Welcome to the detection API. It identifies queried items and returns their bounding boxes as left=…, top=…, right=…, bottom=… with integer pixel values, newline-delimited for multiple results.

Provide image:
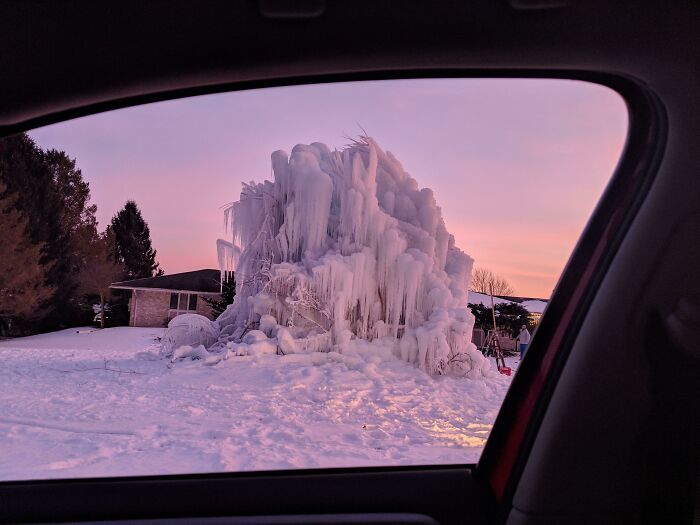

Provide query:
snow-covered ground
left=0, top=327, right=516, bottom=481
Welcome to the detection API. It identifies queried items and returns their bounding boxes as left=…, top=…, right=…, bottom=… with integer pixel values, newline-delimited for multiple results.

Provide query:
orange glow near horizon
left=29, top=79, right=627, bottom=299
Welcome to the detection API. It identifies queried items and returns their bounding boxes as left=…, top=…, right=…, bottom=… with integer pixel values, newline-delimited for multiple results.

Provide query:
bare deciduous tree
left=470, top=267, right=514, bottom=297
left=77, top=228, right=124, bottom=328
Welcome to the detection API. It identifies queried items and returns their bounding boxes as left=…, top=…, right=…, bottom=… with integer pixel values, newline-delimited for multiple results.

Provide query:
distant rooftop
left=492, top=294, right=549, bottom=304
left=111, top=269, right=221, bottom=294
left=468, top=291, right=549, bottom=315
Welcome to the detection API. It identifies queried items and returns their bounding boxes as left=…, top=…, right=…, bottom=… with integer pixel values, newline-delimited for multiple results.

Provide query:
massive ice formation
left=165, top=137, right=489, bottom=377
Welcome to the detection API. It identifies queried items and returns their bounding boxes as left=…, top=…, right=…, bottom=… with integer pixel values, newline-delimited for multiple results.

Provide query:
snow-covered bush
left=171, top=344, right=209, bottom=361
left=161, top=314, right=220, bottom=357
left=164, top=136, right=489, bottom=376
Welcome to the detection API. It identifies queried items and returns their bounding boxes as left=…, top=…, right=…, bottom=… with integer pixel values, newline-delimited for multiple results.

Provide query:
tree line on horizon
left=0, top=133, right=163, bottom=336
left=1, top=132, right=524, bottom=337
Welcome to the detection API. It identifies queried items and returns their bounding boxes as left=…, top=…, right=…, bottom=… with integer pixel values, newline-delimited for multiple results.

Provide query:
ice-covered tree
left=166, top=137, right=490, bottom=377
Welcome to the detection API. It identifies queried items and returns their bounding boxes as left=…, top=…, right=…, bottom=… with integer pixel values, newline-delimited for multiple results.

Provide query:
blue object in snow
left=520, top=343, right=528, bottom=359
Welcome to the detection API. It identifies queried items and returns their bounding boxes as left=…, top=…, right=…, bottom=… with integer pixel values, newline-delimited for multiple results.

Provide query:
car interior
left=0, top=1, right=698, bottom=523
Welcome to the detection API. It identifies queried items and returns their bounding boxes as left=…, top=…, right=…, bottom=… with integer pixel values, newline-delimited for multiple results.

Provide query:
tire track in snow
left=0, top=416, right=136, bottom=436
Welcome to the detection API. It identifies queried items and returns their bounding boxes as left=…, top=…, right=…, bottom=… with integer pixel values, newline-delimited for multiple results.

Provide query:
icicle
left=216, top=239, right=240, bottom=287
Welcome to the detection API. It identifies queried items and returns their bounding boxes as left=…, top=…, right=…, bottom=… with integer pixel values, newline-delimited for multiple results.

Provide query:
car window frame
left=0, top=69, right=667, bottom=514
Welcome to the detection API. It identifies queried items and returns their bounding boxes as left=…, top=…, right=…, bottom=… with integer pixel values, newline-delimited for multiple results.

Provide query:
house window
left=178, top=293, right=188, bottom=310
left=168, top=292, right=198, bottom=318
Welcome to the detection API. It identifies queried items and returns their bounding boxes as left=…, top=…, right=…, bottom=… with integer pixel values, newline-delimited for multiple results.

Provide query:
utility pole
left=490, top=282, right=497, bottom=331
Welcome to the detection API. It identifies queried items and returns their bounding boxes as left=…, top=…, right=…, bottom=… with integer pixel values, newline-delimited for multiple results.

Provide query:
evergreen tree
left=469, top=303, right=495, bottom=332
left=42, top=148, right=100, bottom=327
left=110, top=201, right=163, bottom=279
left=0, top=133, right=98, bottom=331
left=202, top=274, right=236, bottom=318
left=0, top=182, right=54, bottom=334
left=0, top=134, right=60, bottom=249
left=469, top=301, right=533, bottom=337
left=493, top=302, right=532, bottom=337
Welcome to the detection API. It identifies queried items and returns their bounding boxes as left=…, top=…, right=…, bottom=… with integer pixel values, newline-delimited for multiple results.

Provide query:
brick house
left=110, top=269, right=223, bottom=327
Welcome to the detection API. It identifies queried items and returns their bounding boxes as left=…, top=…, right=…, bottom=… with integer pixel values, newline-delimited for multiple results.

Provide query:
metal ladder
left=483, top=329, right=506, bottom=371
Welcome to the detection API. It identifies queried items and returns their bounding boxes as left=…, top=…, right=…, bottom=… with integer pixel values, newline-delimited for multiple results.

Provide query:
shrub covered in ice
left=161, top=314, right=220, bottom=357
left=201, top=136, right=490, bottom=377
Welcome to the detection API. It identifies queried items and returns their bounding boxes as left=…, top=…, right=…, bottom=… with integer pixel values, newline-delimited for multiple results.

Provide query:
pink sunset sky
left=29, top=79, right=627, bottom=298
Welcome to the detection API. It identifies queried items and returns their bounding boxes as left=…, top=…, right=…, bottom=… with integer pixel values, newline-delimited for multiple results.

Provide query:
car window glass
left=0, top=78, right=627, bottom=480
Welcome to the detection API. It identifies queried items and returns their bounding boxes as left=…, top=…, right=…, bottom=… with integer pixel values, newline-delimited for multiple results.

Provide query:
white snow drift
left=164, top=137, right=489, bottom=377
left=0, top=327, right=515, bottom=480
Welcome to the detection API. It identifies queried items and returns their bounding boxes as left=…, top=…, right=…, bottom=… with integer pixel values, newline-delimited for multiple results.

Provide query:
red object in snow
left=499, top=367, right=512, bottom=376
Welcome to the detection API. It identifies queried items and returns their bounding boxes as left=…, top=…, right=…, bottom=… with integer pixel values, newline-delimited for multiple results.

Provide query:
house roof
left=467, top=291, right=549, bottom=315
left=110, top=269, right=222, bottom=294
left=493, top=294, right=549, bottom=304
